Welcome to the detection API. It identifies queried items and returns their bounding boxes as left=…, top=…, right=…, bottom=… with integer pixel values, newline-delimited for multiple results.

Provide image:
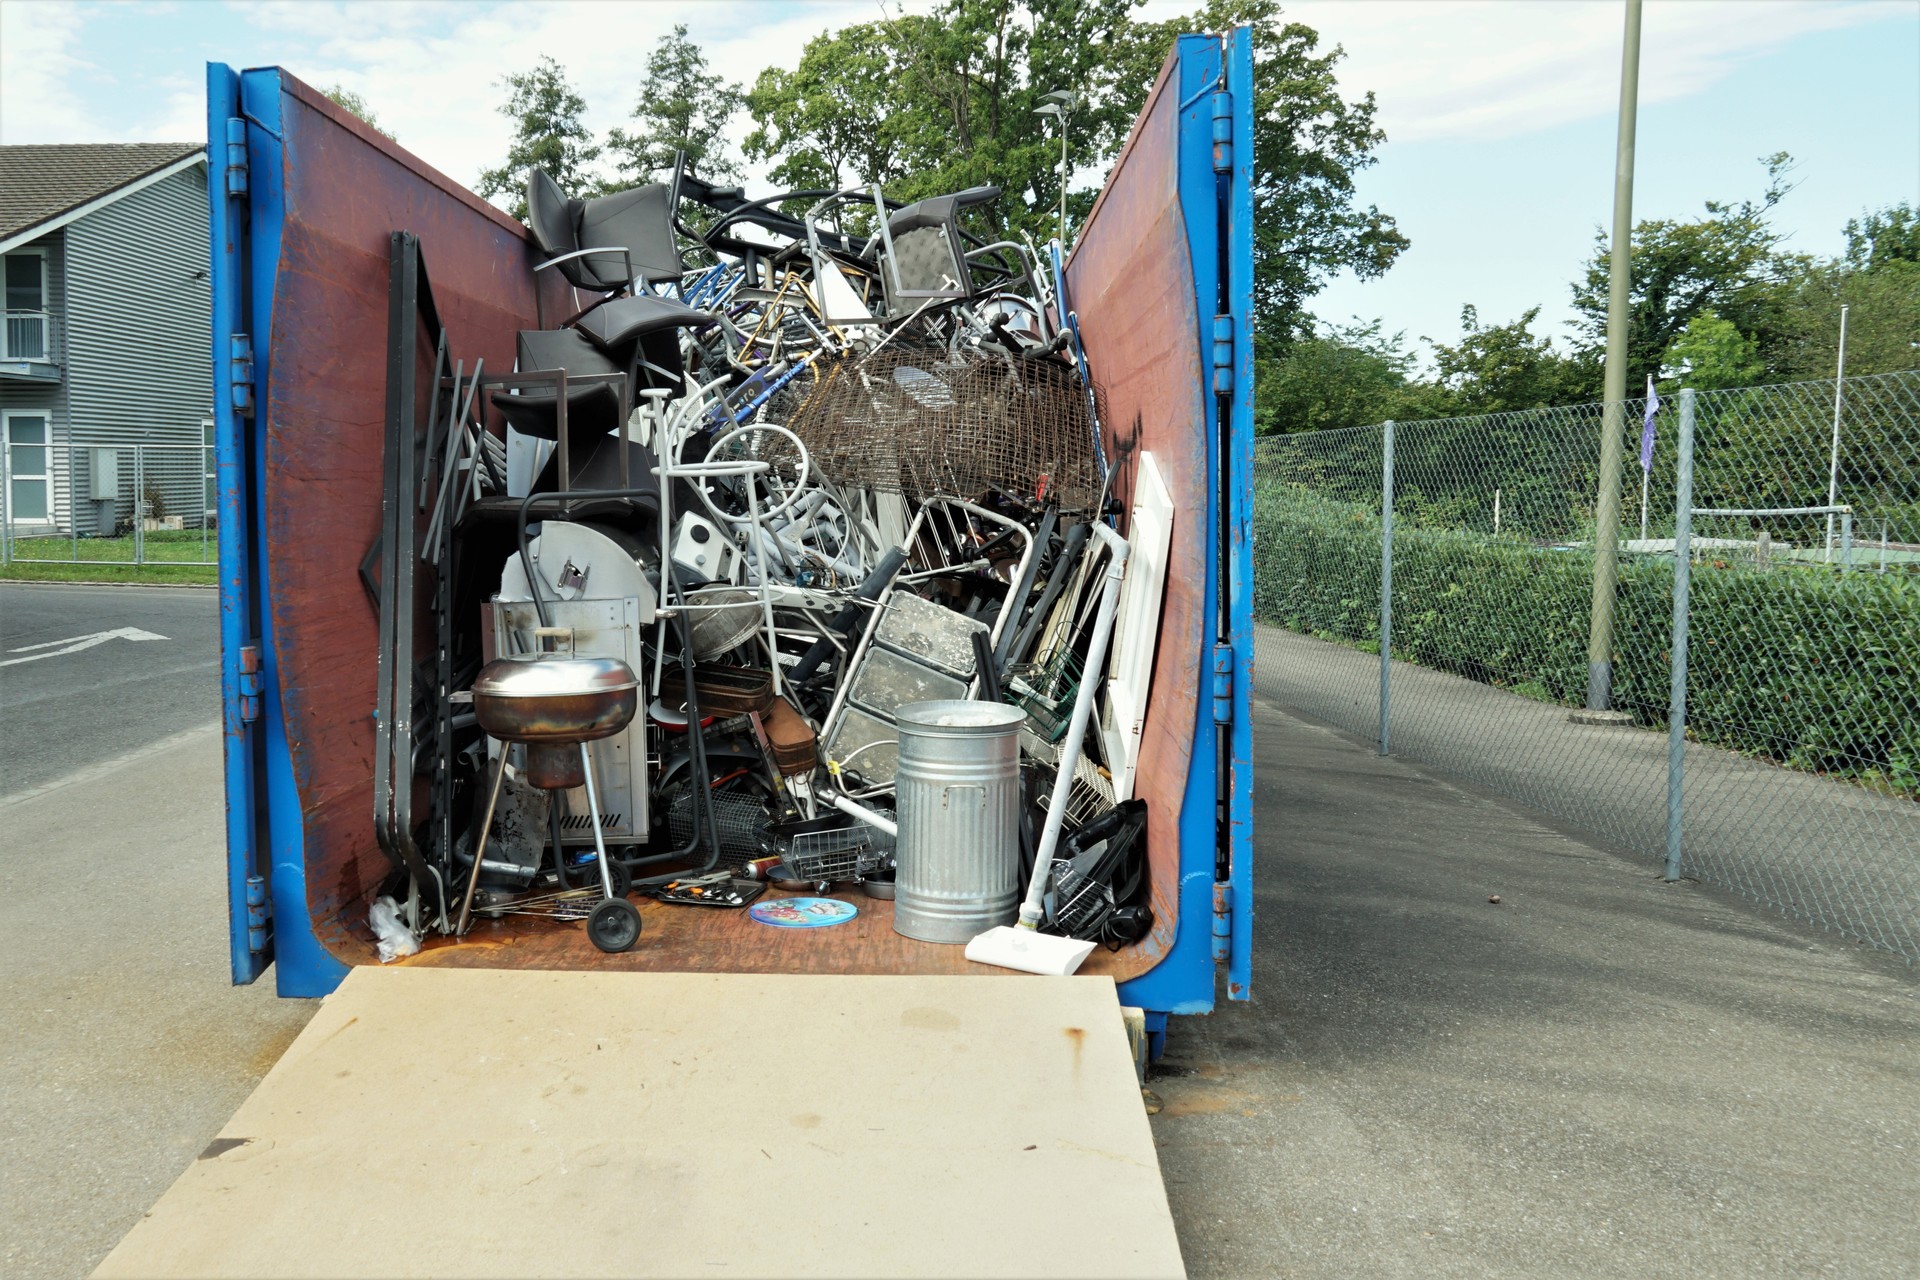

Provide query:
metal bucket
left=892, top=700, right=1026, bottom=944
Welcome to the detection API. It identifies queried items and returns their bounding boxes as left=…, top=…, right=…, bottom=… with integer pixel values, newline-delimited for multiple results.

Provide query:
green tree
left=606, top=24, right=745, bottom=188
left=1662, top=311, right=1764, bottom=390
left=1125, top=0, right=1405, bottom=348
left=745, top=0, right=1403, bottom=349
left=1257, top=319, right=1439, bottom=434
left=322, top=85, right=395, bottom=141
left=745, top=0, right=1142, bottom=233
left=477, top=56, right=601, bottom=222
left=1844, top=202, right=1920, bottom=271
left=1570, top=153, right=1797, bottom=394
left=1428, top=306, right=1589, bottom=414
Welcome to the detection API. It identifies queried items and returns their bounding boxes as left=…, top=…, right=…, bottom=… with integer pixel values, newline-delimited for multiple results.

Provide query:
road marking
left=1, top=626, right=168, bottom=667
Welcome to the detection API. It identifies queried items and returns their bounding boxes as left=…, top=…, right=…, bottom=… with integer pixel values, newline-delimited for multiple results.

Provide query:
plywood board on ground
left=95, top=969, right=1184, bottom=1279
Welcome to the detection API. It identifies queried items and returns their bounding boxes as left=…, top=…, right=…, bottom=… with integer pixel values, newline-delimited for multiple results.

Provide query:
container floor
left=397, top=887, right=1143, bottom=978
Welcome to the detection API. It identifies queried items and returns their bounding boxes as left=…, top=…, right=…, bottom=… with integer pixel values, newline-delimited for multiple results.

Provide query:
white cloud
left=0, top=1, right=108, bottom=142
left=229, top=0, right=872, bottom=197
left=1270, top=0, right=1890, bottom=144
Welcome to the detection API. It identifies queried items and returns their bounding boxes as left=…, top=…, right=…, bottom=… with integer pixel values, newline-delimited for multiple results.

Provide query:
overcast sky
left=3, top=0, right=1915, bottom=357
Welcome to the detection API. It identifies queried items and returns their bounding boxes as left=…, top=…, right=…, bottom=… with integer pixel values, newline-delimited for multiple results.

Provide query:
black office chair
left=871, top=185, right=1004, bottom=316
left=526, top=169, right=685, bottom=294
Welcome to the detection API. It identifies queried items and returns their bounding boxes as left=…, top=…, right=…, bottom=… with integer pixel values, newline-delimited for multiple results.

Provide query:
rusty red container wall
left=1065, top=49, right=1204, bottom=980
left=258, top=74, right=567, bottom=960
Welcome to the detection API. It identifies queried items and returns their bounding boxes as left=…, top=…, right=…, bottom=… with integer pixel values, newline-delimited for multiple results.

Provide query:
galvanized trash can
left=892, top=700, right=1026, bottom=943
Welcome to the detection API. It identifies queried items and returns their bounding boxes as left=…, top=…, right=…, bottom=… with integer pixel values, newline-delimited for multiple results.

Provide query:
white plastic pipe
left=1016, top=521, right=1130, bottom=930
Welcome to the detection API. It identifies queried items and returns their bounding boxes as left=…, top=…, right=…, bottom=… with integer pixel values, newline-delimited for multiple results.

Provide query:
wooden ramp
left=96, top=969, right=1184, bottom=1279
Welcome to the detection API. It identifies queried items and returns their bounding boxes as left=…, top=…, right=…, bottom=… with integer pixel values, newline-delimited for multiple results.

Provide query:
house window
left=4, top=411, right=52, bottom=523
left=4, top=251, right=48, bottom=361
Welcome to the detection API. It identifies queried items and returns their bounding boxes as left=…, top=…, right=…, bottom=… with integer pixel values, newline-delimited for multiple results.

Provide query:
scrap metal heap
left=368, top=158, right=1158, bottom=958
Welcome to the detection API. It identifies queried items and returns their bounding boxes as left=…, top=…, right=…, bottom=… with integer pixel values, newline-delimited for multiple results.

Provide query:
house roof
left=0, top=143, right=205, bottom=242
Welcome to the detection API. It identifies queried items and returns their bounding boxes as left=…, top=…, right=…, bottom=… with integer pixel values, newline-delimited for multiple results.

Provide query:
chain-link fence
left=0, top=441, right=217, bottom=567
left=1254, top=371, right=1920, bottom=962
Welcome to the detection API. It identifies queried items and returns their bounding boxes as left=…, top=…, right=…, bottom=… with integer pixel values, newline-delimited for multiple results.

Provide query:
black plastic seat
left=526, top=170, right=684, bottom=292
left=488, top=329, right=625, bottom=441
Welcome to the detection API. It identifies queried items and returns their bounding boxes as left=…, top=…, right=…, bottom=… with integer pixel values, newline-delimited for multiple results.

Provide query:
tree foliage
left=476, top=56, right=600, bottom=221
left=744, top=0, right=1401, bottom=346
left=322, top=85, right=394, bottom=140
left=1571, top=153, right=1797, bottom=391
left=606, top=24, right=745, bottom=187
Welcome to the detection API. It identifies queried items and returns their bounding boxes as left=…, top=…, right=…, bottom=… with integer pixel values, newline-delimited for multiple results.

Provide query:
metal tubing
left=454, top=753, right=511, bottom=934
left=1018, top=521, right=1130, bottom=930
left=1825, top=304, right=1849, bottom=560
left=578, top=743, right=617, bottom=900
left=1665, top=389, right=1694, bottom=882
left=1379, top=420, right=1394, bottom=757
left=1586, top=0, right=1643, bottom=711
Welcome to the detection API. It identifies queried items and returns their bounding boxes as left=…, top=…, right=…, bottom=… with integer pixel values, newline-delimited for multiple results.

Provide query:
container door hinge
left=224, top=117, right=249, bottom=197
left=1210, top=89, right=1233, bottom=173
left=1211, top=881, right=1232, bottom=964
left=246, top=874, right=271, bottom=954
left=1211, top=643, right=1234, bottom=725
left=1210, top=315, right=1234, bottom=396
left=229, top=333, right=254, bottom=417
left=238, top=643, right=263, bottom=724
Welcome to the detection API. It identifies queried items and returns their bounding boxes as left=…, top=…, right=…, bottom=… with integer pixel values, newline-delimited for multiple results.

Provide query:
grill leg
left=454, top=753, right=510, bottom=935
left=579, top=743, right=617, bottom=901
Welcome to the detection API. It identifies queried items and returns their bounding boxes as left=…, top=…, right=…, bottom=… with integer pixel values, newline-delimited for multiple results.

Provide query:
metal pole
left=1825, top=304, right=1849, bottom=561
left=71, top=446, right=79, bottom=562
left=1, top=431, right=11, bottom=564
left=1059, top=111, right=1070, bottom=245
left=1840, top=509, right=1852, bottom=573
left=1665, top=388, right=1695, bottom=882
left=1585, top=0, right=1643, bottom=711
left=1640, top=467, right=1649, bottom=542
left=1379, top=420, right=1395, bottom=757
left=134, top=445, right=145, bottom=565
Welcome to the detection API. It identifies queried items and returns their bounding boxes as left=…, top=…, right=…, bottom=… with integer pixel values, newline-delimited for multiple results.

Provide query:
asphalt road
left=0, top=584, right=220, bottom=800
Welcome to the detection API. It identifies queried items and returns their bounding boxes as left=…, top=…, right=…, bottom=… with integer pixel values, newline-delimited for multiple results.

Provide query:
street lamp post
left=1035, top=91, right=1075, bottom=244
left=1584, top=0, right=1644, bottom=714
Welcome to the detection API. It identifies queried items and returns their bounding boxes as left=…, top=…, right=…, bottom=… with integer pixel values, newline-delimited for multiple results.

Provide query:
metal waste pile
left=369, top=161, right=1161, bottom=962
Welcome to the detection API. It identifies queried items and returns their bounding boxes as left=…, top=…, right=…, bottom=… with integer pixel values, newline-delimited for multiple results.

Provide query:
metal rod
left=455, top=753, right=511, bottom=934
left=1841, top=510, right=1853, bottom=573
left=1586, top=0, right=1643, bottom=711
left=1379, top=419, right=1395, bottom=757
left=1666, top=388, right=1694, bottom=882
left=1825, top=304, right=1849, bottom=560
left=579, top=743, right=617, bottom=899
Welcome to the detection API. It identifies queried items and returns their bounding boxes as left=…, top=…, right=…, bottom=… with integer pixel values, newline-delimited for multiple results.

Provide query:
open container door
left=1068, top=30, right=1256, bottom=1022
left=207, top=63, right=271, bottom=985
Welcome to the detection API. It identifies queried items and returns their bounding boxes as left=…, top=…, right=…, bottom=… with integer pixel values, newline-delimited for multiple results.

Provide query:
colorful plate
left=747, top=897, right=859, bottom=929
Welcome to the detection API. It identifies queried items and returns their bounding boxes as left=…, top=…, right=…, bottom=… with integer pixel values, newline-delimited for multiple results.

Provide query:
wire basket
left=1048, top=859, right=1113, bottom=937
left=766, top=814, right=896, bottom=881
left=1008, top=647, right=1084, bottom=743
left=668, top=787, right=769, bottom=869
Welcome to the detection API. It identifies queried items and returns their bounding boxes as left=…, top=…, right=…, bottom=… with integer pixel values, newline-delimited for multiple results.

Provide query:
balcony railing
left=3, top=310, right=61, bottom=364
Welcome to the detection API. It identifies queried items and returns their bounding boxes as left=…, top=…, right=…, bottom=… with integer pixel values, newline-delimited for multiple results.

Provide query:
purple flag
left=1639, top=375, right=1660, bottom=473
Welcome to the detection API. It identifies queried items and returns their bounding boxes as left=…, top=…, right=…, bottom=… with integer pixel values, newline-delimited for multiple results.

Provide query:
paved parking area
left=1152, top=698, right=1919, bottom=1278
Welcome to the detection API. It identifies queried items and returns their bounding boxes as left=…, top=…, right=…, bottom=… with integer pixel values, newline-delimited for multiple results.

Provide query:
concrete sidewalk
left=1254, top=625, right=1920, bottom=961
left=0, top=730, right=318, bottom=1280
left=1151, top=697, right=1919, bottom=1278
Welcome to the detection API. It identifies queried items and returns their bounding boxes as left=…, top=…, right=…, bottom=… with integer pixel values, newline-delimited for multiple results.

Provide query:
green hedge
left=1254, top=486, right=1920, bottom=797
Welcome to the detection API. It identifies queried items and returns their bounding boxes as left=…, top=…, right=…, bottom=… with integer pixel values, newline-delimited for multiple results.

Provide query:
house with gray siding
left=1, top=143, right=212, bottom=537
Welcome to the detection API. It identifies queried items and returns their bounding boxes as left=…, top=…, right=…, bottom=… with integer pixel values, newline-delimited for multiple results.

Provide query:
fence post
left=1379, top=419, right=1395, bottom=756
left=134, top=445, right=145, bottom=565
left=71, top=446, right=80, bottom=562
left=1665, top=388, right=1695, bottom=883
left=0, top=433, right=10, bottom=565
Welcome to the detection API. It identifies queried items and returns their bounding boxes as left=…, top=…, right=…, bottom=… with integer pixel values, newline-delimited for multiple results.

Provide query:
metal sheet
left=1066, top=48, right=1204, bottom=986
